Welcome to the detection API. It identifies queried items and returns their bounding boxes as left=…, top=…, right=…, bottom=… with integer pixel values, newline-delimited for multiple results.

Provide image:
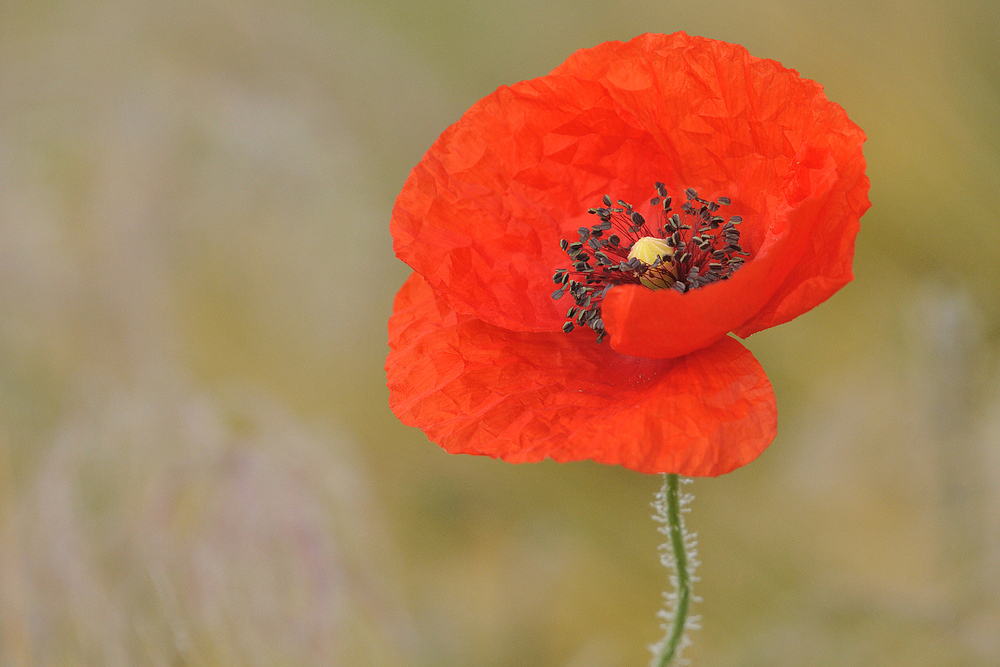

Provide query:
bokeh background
left=1, top=1, right=998, bottom=665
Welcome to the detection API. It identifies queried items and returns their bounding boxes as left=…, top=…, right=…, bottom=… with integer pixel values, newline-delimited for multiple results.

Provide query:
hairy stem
left=652, top=473, right=695, bottom=667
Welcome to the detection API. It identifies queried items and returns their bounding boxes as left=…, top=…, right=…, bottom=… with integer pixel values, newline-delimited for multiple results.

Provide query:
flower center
left=551, top=184, right=748, bottom=343
left=627, top=237, right=676, bottom=290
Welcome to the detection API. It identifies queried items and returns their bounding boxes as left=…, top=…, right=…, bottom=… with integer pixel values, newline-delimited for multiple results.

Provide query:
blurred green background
left=1, top=1, right=998, bottom=665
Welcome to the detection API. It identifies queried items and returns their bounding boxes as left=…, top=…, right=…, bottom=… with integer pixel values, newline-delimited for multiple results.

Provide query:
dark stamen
left=552, top=184, right=749, bottom=343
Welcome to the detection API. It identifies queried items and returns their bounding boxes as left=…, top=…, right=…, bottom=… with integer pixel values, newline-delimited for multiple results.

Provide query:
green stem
left=653, top=473, right=692, bottom=667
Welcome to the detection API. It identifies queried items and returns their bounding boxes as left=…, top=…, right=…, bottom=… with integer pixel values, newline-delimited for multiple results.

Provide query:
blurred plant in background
left=3, top=386, right=411, bottom=665
left=0, top=0, right=999, bottom=665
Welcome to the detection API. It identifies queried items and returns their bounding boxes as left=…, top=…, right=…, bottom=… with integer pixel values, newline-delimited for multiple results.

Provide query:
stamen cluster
left=551, top=184, right=749, bottom=343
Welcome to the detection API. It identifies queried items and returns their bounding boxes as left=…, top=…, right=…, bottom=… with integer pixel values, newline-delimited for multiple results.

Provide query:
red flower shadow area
left=387, top=32, right=869, bottom=475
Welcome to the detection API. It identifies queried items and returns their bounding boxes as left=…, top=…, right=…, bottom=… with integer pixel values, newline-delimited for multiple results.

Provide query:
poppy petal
left=602, top=161, right=841, bottom=358
left=392, top=75, right=656, bottom=332
left=733, top=135, right=870, bottom=337
left=387, top=272, right=777, bottom=476
left=549, top=31, right=832, bottom=227
left=557, top=33, right=869, bottom=355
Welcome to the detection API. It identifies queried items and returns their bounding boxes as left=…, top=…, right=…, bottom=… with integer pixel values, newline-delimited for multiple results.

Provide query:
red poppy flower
left=386, top=32, right=869, bottom=476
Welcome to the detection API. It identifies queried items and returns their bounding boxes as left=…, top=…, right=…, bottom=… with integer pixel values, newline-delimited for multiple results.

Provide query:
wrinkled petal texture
left=387, top=273, right=777, bottom=476
left=392, top=32, right=868, bottom=357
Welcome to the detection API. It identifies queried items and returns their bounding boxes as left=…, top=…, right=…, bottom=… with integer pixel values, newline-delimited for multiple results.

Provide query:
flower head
left=387, top=32, right=869, bottom=476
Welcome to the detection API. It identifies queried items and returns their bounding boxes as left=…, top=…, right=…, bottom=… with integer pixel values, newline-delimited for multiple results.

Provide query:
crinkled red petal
left=392, top=32, right=868, bottom=357
left=392, top=75, right=655, bottom=332
left=733, top=136, right=870, bottom=337
left=387, top=272, right=777, bottom=476
left=603, top=156, right=844, bottom=358
left=556, top=33, right=869, bottom=355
